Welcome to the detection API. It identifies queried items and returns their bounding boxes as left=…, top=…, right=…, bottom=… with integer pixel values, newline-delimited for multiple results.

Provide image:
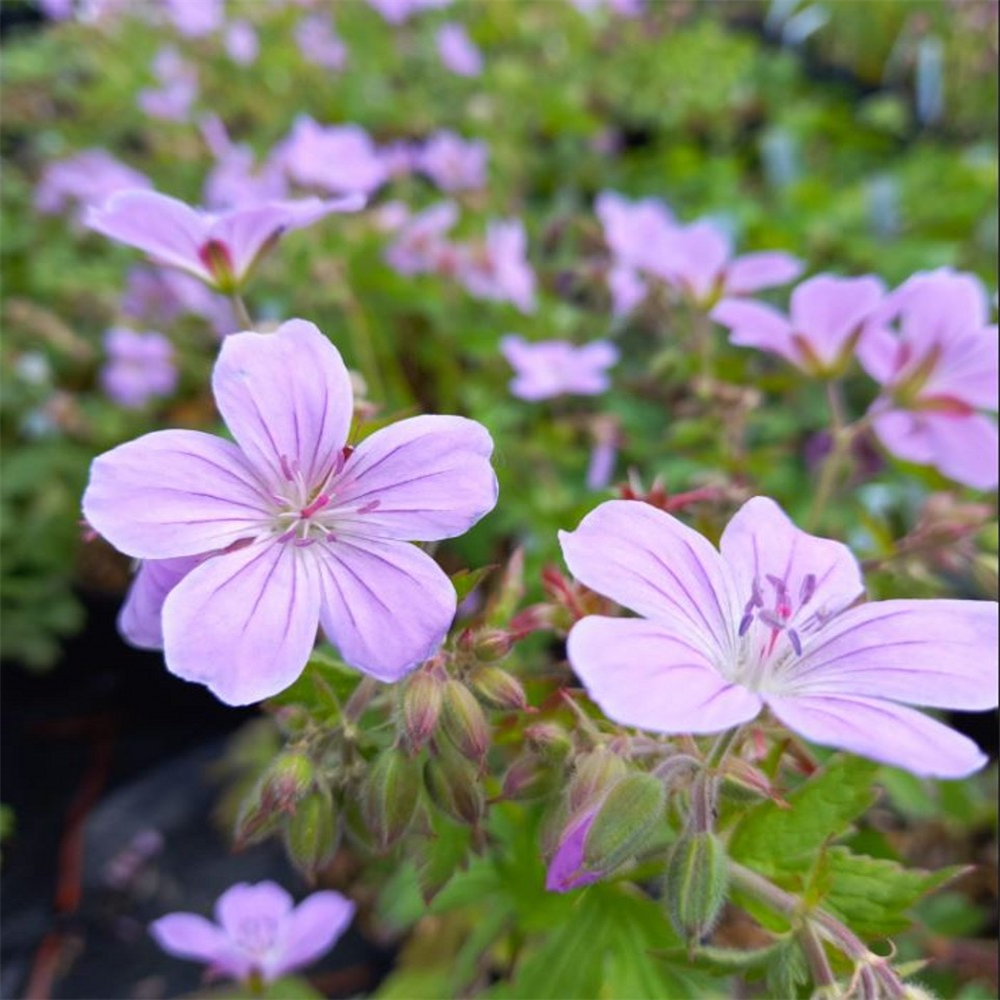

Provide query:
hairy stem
left=230, top=293, right=253, bottom=330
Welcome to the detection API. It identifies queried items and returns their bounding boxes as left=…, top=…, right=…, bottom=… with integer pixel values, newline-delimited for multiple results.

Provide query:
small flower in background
left=384, top=201, right=458, bottom=276
left=366, top=0, right=452, bottom=24
left=150, top=882, right=355, bottom=985
left=278, top=117, right=387, bottom=196
left=545, top=809, right=604, bottom=893
left=200, top=116, right=289, bottom=209
left=711, top=274, right=886, bottom=377
left=162, top=0, right=223, bottom=38
left=586, top=416, right=621, bottom=490
left=501, top=335, right=618, bottom=401
left=379, top=141, right=419, bottom=180
left=34, top=149, right=151, bottom=220
left=100, top=328, right=178, bottom=409
left=560, top=496, right=998, bottom=778
left=459, top=219, right=537, bottom=313
left=648, top=218, right=802, bottom=308
left=858, top=268, right=999, bottom=490
left=607, top=263, right=647, bottom=319
left=295, top=12, right=348, bottom=70
left=416, top=131, right=488, bottom=193
left=83, top=320, right=498, bottom=704
left=224, top=20, right=260, bottom=66
left=121, top=266, right=236, bottom=337
left=570, top=0, right=645, bottom=15
left=85, top=188, right=363, bottom=292
left=436, top=22, right=483, bottom=77
left=138, top=47, right=199, bottom=123
left=595, top=191, right=675, bottom=273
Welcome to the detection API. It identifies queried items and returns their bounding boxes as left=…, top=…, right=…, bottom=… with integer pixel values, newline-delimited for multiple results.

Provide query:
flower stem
left=806, top=380, right=853, bottom=531
left=799, top=919, right=837, bottom=993
left=230, top=293, right=253, bottom=330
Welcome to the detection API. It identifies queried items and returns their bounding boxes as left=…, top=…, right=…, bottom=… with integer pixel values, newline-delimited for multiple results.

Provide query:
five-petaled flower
left=500, top=335, right=618, bottom=401
left=83, top=320, right=498, bottom=705
left=858, top=268, right=999, bottom=491
left=85, top=188, right=363, bottom=293
left=150, top=881, right=354, bottom=984
left=560, top=497, right=998, bottom=778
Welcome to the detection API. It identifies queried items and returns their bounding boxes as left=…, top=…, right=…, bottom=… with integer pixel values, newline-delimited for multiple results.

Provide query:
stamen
left=787, top=629, right=802, bottom=656
left=357, top=498, right=381, bottom=514
left=300, top=492, right=331, bottom=519
left=279, top=454, right=297, bottom=482
left=799, top=574, right=817, bottom=605
left=294, top=538, right=316, bottom=548
left=758, top=609, right=786, bottom=631
left=738, top=612, right=754, bottom=637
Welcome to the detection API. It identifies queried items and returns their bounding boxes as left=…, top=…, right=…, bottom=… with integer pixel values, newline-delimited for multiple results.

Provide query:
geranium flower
left=711, top=274, right=886, bottom=377
left=34, top=149, right=151, bottom=219
left=458, top=219, right=536, bottom=313
left=545, top=810, right=603, bottom=893
left=296, top=13, right=348, bottom=70
left=82, top=320, right=498, bottom=704
left=500, top=335, right=618, bottom=401
left=279, top=117, right=387, bottom=196
left=100, top=328, right=178, bottom=409
left=560, top=497, right=997, bottom=778
left=85, top=189, right=363, bottom=292
left=595, top=191, right=675, bottom=273
left=436, top=23, right=483, bottom=77
left=150, top=882, right=354, bottom=984
left=384, top=201, right=458, bottom=276
left=416, top=131, right=488, bottom=193
left=858, top=268, right=999, bottom=490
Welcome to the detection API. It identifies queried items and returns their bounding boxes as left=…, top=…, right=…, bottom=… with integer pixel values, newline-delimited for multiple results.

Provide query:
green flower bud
left=524, top=722, right=573, bottom=761
left=283, top=786, right=339, bottom=880
left=233, top=751, right=315, bottom=847
left=363, top=748, right=422, bottom=850
left=469, top=664, right=527, bottom=710
left=664, top=832, right=729, bottom=943
left=401, top=670, right=444, bottom=751
left=424, top=745, right=485, bottom=826
left=470, top=628, right=514, bottom=662
left=440, top=679, right=491, bottom=762
left=567, top=747, right=628, bottom=812
left=582, top=772, right=666, bottom=874
left=500, top=752, right=550, bottom=801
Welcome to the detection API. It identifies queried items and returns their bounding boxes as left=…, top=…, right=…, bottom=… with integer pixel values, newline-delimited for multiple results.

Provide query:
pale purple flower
left=100, top=328, right=178, bottom=409
left=150, top=882, right=355, bottom=984
left=279, top=117, right=387, bottom=196
left=85, top=188, right=363, bottom=291
left=711, top=274, right=886, bottom=377
left=82, top=320, right=498, bottom=704
left=163, top=0, right=224, bottom=37
left=366, top=0, right=451, bottom=24
left=607, top=264, right=647, bottom=319
left=459, top=220, right=536, bottom=313
left=384, top=201, right=458, bottom=276
left=501, top=335, right=618, bottom=401
left=595, top=191, right=675, bottom=273
left=545, top=810, right=603, bottom=893
left=436, top=23, right=483, bottom=77
left=416, top=132, right=488, bottom=193
left=35, top=150, right=151, bottom=219
left=858, top=268, right=999, bottom=490
left=200, top=118, right=289, bottom=209
left=224, top=20, right=260, bottom=65
left=561, top=497, right=998, bottom=778
left=649, top=219, right=803, bottom=306
left=138, top=47, right=198, bottom=122
left=119, top=555, right=203, bottom=649
left=379, top=141, right=419, bottom=180
left=122, top=266, right=237, bottom=337
left=295, top=13, right=348, bottom=70
left=40, top=0, right=74, bottom=20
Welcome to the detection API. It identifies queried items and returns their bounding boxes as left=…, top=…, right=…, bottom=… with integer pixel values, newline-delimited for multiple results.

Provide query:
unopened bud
left=234, top=787, right=282, bottom=848
left=524, top=722, right=572, bottom=761
left=401, top=671, right=444, bottom=751
left=260, top=751, right=315, bottom=812
left=583, top=772, right=665, bottom=874
left=500, top=752, right=549, bottom=801
left=469, top=665, right=527, bottom=711
left=664, top=832, right=729, bottom=942
left=470, top=629, right=514, bottom=662
left=568, top=747, right=628, bottom=812
left=424, top=745, right=484, bottom=826
left=363, top=748, right=422, bottom=850
left=440, top=680, right=491, bottom=762
left=283, top=786, right=339, bottom=879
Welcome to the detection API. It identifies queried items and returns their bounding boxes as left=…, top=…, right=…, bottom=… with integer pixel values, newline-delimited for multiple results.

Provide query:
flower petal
left=765, top=693, right=988, bottom=778
left=118, top=556, right=202, bottom=649
left=330, top=415, right=498, bottom=541
left=788, top=274, right=885, bottom=368
left=83, top=429, right=268, bottom=559
left=923, top=412, right=999, bottom=491
left=273, top=892, right=356, bottom=978
left=712, top=298, right=798, bottom=366
left=719, top=497, right=864, bottom=626
left=149, top=913, right=234, bottom=967
left=724, top=251, right=802, bottom=295
left=566, top=616, right=762, bottom=734
left=85, top=189, right=212, bottom=282
left=212, top=320, right=354, bottom=489
left=215, top=881, right=294, bottom=933
left=781, top=599, right=999, bottom=710
left=315, top=537, right=456, bottom=682
left=161, top=541, right=321, bottom=705
left=546, top=811, right=602, bottom=893
left=559, top=500, right=737, bottom=655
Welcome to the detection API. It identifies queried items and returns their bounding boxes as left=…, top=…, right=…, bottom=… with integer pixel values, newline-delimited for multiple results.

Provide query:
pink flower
left=560, top=497, right=998, bottom=778
left=649, top=219, right=802, bottom=307
left=595, top=191, right=675, bottom=272
left=100, top=328, right=178, bottom=409
left=858, top=269, right=999, bottom=490
left=82, top=320, right=498, bottom=704
left=416, top=132, right=488, bottom=193
left=200, top=118, right=289, bottom=209
left=436, top=22, right=483, bottom=77
left=85, top=189, right=362, bottom=291
left=278, top=117, right=387, bottom=196
left=138, top=47, right=198, bottom=122
left=459, top=219, right=536, bottom=313
left=501, top=335, right=618, bottom=401
left=295, top=13, right=348, bottom=70
left=150, top=882, right=354, bottom=984
left=711, top=274, right=886, bottom=377
left=384, top=201, right=458, bottom=276
left=35, top=149, right=151, bottom=219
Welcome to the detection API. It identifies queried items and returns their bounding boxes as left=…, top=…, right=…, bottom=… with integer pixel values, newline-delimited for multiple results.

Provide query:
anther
left=799, top=574, right=817, bottom=605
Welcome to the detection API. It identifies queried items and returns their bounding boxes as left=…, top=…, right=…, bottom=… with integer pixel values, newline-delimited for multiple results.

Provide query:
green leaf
left=451, top=564, right=497, bottom=603
left=728, top=755, right=879, bottom=876
left=819, top=847, right=965, bottom=937
left=763, top=938, right=809, bottom=1000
